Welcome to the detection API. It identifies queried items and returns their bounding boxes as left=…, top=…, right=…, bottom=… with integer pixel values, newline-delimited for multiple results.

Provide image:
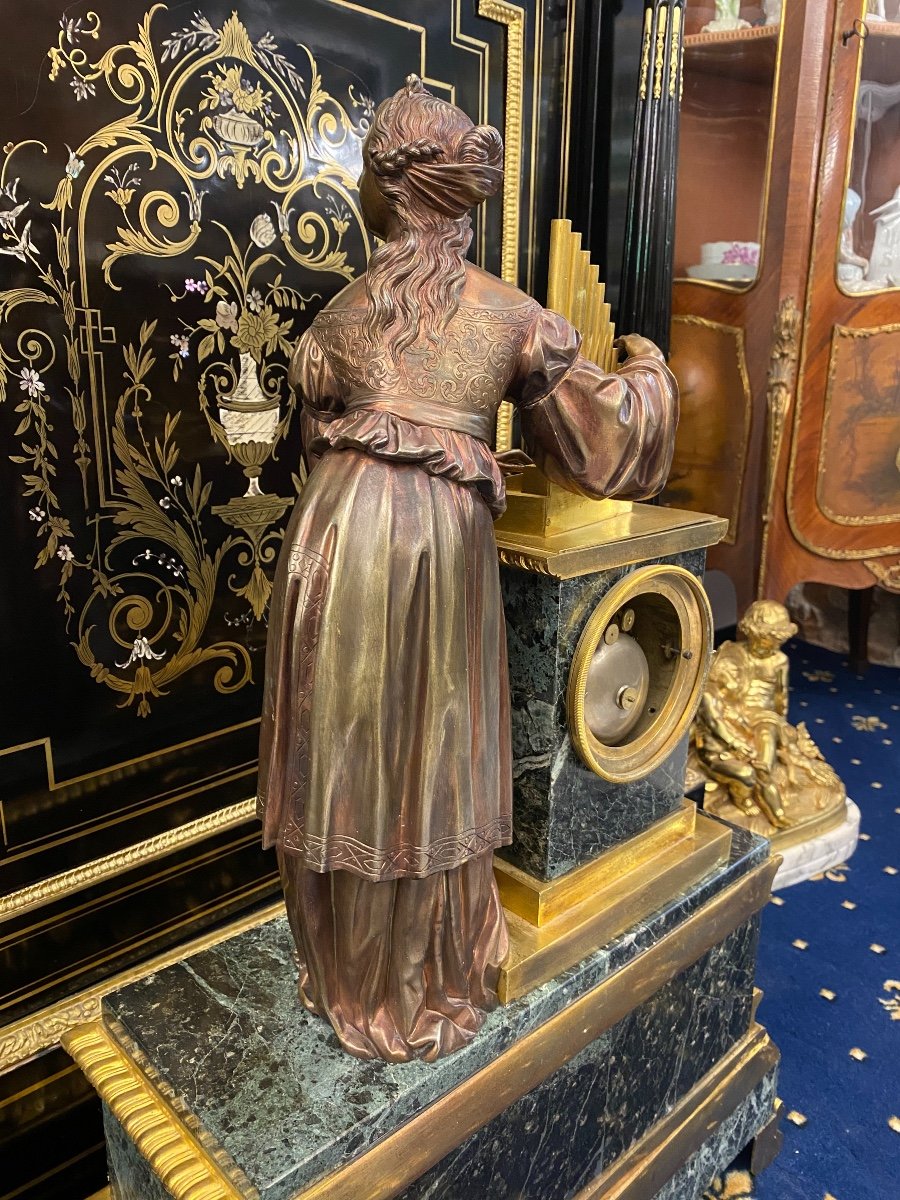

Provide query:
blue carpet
left=737, top=638, right=900, bottom=1200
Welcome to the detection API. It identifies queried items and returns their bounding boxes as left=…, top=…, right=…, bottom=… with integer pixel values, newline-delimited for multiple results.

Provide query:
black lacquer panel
left=563, top=0, right=649, bottom=311
left=0, top=1048, right=106, bottom=1200
left=0, top=0, right=577, bottom=894
left=0, top=0, right=585, bottom=942
left=0, top=0, right=510, bottom=897
left=0, top=834, right=280, bottom=1026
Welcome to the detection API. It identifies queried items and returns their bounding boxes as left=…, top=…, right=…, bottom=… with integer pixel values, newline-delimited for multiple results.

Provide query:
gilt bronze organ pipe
left=547, top=219, right=617, bottom=373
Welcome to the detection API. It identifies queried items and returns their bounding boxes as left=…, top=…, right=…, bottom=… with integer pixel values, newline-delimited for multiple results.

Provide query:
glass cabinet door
left=817, top=6, right=900, bottom=531
left=839, top=12, right=900, bottom=293
left=674, top=1, right=784, bottom=289
left=787, top=0, right=900, bottom=559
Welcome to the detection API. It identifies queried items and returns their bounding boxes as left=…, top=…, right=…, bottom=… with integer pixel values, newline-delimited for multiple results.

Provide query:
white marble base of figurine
left=702, top=18, right=751, bottom=31
left=772, top=799, right=861, bottom=890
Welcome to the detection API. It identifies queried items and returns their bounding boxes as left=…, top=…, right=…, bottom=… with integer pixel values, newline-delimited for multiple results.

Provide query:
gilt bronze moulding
left=257, top=76, right=680, bottom=1063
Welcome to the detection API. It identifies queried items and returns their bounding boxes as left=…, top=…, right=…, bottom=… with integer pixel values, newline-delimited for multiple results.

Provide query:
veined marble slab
left=500, top=547, right=707, bottom=880
left=103, top=824, right=767, bottom=1200
left=652, top=1070, right=778, bottom=1200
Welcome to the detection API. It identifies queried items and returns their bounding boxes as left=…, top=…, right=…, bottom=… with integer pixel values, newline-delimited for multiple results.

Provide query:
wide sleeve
left=511, top=309, right=679, bottom=501
left=288, top=325, right=342, bottom=469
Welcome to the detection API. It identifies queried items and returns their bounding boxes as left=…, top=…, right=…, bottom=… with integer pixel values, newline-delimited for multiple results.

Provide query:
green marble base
left=75, top=828, right=781, bottom=1200
left=500, top=547, right=709, bottom=881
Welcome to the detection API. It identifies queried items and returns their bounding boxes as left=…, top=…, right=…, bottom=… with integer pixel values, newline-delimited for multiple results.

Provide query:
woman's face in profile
left=359, top=141, right=392, bottom=240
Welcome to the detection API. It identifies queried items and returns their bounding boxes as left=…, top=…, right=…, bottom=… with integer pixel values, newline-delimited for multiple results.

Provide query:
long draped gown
left=258, top=264, right=678, bottom=1062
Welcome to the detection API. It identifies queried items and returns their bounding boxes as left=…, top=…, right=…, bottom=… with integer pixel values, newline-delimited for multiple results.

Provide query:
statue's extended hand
left=614, top=333, right=665, bottom=363
left=494, top=448, right=533, bottom=478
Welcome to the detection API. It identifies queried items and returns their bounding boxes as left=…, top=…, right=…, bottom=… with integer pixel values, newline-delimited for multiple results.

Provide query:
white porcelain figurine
left=763, top=0, right=782, bottom=25
left=867, top=185, right=900, bottom=287
left=702, top=0, right=750, bottom=33
left=837, top=189, right=869, bottom=287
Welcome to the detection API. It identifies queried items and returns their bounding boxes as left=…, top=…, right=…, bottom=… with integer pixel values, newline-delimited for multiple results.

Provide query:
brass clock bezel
left=567, top=564, right=713, bottom=783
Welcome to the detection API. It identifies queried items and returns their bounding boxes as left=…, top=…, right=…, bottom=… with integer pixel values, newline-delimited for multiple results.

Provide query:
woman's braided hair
left=362, top=76, right=503, bottom=361
left=369, top=138, right=444, bottom=178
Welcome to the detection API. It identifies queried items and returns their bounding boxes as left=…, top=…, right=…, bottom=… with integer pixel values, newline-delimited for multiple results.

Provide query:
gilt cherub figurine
left=257, top=76, right=678, bottom=1063
left=692, top=601, right=846, bottom=840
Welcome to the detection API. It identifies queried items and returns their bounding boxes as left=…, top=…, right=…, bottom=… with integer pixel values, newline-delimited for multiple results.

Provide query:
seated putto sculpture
left=692, top=600, right=846, bottom=838
left=257, top=76, right=678, bottom=1062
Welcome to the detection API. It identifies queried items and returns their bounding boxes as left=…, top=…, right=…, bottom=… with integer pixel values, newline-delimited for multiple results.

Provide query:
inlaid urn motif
left=217, top=352, right=282, bottom=497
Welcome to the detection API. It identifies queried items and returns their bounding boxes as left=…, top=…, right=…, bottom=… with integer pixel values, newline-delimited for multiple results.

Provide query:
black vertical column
left=617, top=0, right=684, bottom=357
left=563, top=0, right=612, bottom=259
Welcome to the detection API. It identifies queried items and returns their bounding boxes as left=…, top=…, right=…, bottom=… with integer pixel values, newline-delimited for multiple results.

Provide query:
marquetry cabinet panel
left=663, top=0, right=900, bottom=616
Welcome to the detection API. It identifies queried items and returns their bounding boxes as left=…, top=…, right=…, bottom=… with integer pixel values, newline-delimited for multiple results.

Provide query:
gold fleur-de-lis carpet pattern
left=708, top=638, right=899, bottom=1200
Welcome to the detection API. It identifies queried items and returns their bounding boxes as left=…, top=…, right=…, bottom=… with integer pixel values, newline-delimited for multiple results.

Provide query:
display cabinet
left=663, top=0, right=900, bottom=651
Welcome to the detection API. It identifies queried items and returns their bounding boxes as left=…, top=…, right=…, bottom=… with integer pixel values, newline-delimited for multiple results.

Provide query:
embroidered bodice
left=310, top=299, right=539, bottom=416
left=288, top=265, right=679, bottom=519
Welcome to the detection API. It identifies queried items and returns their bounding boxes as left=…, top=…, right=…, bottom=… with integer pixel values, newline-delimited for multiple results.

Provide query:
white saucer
left=686, top=263, right=757, bottom=282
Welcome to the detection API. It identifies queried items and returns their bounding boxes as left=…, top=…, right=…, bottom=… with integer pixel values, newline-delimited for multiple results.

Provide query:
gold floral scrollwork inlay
left=1, top=999, right=99, bottom=1073
left=2, top=8, right=374, bottom=717
left=758, top=297, right=800, bottom=596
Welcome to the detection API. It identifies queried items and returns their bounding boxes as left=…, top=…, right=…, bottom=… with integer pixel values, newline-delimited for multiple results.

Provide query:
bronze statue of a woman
left=258, top=77, right=678, bottom=1062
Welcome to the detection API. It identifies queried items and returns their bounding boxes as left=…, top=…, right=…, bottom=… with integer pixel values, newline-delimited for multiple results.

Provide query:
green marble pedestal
left=496, top=506, right=727, bottom=881
left=65, top=826, right=782, bottom=1200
